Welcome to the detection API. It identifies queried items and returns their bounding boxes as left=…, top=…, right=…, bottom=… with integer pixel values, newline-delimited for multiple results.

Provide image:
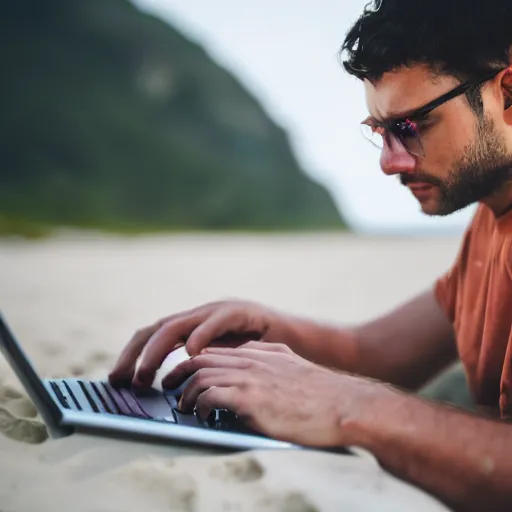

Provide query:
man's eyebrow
left=365, top=101, right=434, bottom=125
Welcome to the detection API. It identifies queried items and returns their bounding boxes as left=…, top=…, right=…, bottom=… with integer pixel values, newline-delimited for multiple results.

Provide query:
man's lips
left=407, top=182, right=434, bottom=191
left=407, top=182, right=437, bottom=201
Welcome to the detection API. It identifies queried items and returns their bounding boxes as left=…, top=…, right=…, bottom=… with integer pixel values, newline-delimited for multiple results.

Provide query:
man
left=109, top=0, right=512, bottom=509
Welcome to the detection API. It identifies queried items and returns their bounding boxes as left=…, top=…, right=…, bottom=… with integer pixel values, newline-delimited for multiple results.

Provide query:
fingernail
left=108, top=373, right=129, bottom=387
left=133, top=374, right=152, bottom=389
left=178, top=397, right=184, bottom=411
left=115, top=378, right=133, bottom=388
left=132, top=378, right=143, bottom=389
left=137, top=370, right=152, bottom=385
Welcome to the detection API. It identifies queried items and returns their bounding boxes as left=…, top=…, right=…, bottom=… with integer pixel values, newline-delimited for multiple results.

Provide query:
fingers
left=235, top=341, right=293, bottom=354
left=201, top=344, right=292, bottom=362
left=161, top=354, right=250, bottom=389
left=195, top=386, right=243, bottom=421
left=109, top=323, right=160, bottom=385
left=135, top=309, right=254, bottom=386
left=185, top=308, right=261, bottom=356
left=208, top=332, right=263, bottom=349
left=109, top=303, right=228, bottom=385
left=110, top=302, right=269, bottom=389
left=133, top=315, right=203, bottom=386
left=178, top=367, right=246, bottom=413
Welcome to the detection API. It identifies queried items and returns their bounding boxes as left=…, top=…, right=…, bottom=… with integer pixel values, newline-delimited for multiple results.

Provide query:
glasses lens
left=360, top=123, right=383, bottom=149
left=402, top=134, right=424, bottom=157
left=394, top=120, right=424, bottom=157
left=402, top=136, right=424, bottom=157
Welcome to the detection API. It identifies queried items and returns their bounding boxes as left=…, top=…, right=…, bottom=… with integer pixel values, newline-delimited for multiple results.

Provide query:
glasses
left=360, top=68, right=503, bottom=157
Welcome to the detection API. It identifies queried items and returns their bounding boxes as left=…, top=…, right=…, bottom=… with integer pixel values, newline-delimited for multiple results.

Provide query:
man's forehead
left=363, top=65, right=459, bottom=121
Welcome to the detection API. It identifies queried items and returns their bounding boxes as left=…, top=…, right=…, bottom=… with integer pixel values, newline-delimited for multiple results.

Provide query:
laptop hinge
left=0, top=315, right=73, bottom=438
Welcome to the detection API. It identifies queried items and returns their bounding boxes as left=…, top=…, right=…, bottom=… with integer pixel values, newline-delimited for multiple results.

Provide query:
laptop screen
left=0, top=313, right=64, bottom=431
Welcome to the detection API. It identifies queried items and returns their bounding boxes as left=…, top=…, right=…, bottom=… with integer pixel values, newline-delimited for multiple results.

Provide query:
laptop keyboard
left=49, top=379, right=257, bottom=435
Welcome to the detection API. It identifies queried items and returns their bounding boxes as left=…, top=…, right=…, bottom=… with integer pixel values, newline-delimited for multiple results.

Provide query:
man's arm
left=163, top=342, right=511, bottom=512
left=343, top=391, right=512, bottom=512
left=110, top=288, right=455, bottom=391
left=271, top=288, right=457, bottom=390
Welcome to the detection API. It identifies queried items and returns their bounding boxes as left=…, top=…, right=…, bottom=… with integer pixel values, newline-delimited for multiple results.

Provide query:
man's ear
left=501, top=67, right=512, bottom=113
left=504, top=48, right=512, bottom=110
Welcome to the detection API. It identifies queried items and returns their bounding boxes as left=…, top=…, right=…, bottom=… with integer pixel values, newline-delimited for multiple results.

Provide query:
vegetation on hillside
left=0, top=0, right=346, bottom=236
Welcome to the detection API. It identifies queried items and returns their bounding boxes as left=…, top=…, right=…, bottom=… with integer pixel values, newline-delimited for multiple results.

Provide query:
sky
left=132, top=0, right=476, bottom=234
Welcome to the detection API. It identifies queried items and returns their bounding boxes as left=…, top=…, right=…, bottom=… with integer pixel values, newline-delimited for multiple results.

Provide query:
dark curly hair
left=340, top=0, right=512, bottom=115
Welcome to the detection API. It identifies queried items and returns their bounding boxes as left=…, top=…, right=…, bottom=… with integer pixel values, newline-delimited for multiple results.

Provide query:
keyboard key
left=50, top=382, right=70, bottom=409
left=118, top=388, right=151, bottom=418
left=173, top=409, right=204, bottom=428
left=132, top=392, right=176, bottom=420
left=59, top=381, right=82, bottom=411
left=82, top=381, right=112, bottom=413
left=102, top=383, right=138, bottom=416
left=162, top=393, right=179, bottom=409
left=64, top=380, right=94, bottom=412
left=209, top=409, right=261, bottom=436
left=91, top=382, right=119, bottom=414
left=77, top=381, right=100, bottom=413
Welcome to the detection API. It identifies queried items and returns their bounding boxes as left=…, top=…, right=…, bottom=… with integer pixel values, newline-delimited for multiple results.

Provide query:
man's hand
left=161, top=341, right=397, bottom=447
left=109, top=301, right=280, bottom=387
left=159, top=341, right=512, bottom=511
left=109, top=289, right=455, bottom=394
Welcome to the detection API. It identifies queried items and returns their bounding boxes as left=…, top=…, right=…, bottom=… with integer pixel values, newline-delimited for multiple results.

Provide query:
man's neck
left=482, top=180, right=512, bottom=217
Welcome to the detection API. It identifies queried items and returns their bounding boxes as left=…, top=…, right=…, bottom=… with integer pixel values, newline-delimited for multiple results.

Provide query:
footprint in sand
left=89, top=351, right=110, bottom=364
left=69, top=363, right=85, bottom=377
left=255, top=491, right=319, bottom=512
left=0, top=384, right=48, bottom=444
left=210, top=456, right=318, bottom=512
left=0, top=384, right=38, bottom=418
left=40, top=341, right=62, bottom=357
left=211, top=455, right=265, bottom=483
left=68, top=351, right=111, bottom=378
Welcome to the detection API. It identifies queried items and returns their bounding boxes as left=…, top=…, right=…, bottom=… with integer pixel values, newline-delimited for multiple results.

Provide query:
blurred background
left=0, top=0, right=476, bottom=237
left=0, top=3, right=475, bottom=484
left=0, top=0, right=467, bottom=381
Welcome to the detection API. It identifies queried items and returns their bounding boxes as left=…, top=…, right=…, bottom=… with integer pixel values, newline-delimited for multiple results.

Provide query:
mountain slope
left=0, top=0, right=346, bottom=231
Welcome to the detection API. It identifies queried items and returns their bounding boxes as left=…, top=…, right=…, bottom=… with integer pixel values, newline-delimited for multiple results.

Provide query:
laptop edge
left=0, top=313, right=71, bottom=438
left=0, top=313, right=301, bottom=451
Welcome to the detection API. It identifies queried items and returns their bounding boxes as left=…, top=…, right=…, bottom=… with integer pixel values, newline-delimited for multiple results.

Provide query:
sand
left=0, top=232, right=462, bottom=511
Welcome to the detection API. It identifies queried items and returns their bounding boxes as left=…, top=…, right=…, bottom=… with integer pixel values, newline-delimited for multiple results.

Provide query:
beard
left=400, top=115, right=512, bottom=216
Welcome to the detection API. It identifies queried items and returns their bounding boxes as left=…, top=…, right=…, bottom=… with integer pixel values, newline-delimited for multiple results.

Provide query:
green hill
left=0, top=0, right=346, bottom=235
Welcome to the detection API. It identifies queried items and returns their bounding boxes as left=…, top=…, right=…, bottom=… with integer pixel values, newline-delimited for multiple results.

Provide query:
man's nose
left=379, top=136, right=417, bottom=176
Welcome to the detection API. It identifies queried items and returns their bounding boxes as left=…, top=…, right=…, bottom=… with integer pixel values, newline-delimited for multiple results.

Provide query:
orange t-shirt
left=435, top=203, right=512, bottom=419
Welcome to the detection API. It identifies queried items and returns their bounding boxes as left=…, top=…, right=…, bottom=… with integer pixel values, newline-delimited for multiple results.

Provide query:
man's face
left=363, top=65, right=512, bottom=216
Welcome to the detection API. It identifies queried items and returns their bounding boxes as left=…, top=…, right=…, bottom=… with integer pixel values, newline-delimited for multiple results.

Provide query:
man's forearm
left=343, top=390, right=512, bottom=511
left=269, top=289, right=457, bottom=390
left=266, top=311, right=360, bottom=373
left=267, top=311, right=421, bottom=384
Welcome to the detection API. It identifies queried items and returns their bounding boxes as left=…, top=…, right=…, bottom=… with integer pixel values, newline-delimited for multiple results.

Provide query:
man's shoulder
left=454, top=204, right=495, bottom=266
left=469, top=203, right=496, bottom=232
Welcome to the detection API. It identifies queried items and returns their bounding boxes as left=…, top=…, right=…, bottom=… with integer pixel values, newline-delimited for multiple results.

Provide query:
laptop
left=0, top=313, right=303, bottom=451
left=0, top=313, right=352, bottom=454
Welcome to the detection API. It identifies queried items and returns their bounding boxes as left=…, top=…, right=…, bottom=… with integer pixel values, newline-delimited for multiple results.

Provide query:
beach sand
left=0, top=232, right=461, bottom=511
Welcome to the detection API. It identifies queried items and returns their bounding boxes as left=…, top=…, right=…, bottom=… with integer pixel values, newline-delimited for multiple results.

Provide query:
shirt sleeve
left=434, top=262, right=459, bottom=323
left=434, top=209, right=480, bottom=324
